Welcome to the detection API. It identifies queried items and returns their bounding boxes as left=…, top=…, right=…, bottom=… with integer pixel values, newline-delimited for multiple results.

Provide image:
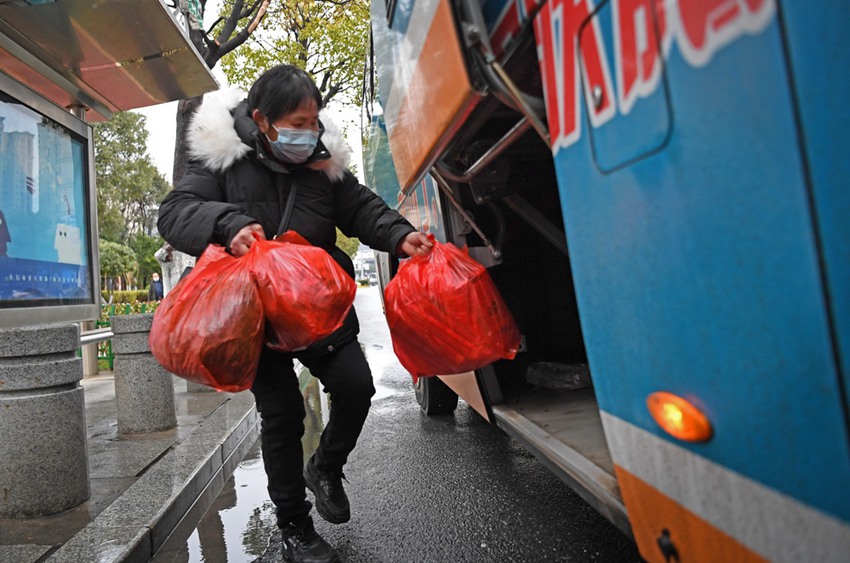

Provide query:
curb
left=45, top=391, right=259, bottom=562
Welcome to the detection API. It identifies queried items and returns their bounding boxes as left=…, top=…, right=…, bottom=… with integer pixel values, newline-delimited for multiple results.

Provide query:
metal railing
left=80, top=326, right=114, bottom=346
left=79, top=302, right=154, bottom=370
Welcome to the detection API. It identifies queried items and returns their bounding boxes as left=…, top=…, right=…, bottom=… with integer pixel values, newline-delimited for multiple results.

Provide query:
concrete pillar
left=0, top=323, right=90, bottom=518
left=111, top=313, right=177, bottom=434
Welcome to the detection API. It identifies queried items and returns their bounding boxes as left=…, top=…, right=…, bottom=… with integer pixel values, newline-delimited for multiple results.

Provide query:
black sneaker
left=280, top=515, right=340, bottom=563
left=304, top=457, right=351, bottom=524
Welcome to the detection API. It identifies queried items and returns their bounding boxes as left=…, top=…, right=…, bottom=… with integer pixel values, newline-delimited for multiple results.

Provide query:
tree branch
left=213, top=0, right=270, bottom=65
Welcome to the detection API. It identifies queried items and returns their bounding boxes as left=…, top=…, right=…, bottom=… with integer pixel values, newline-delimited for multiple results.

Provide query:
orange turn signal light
left=646, top=391, right=713, bottom=442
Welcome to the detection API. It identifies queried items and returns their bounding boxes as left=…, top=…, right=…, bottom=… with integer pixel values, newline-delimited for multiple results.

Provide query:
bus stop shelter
left=0, top=1, right=223, bottom=559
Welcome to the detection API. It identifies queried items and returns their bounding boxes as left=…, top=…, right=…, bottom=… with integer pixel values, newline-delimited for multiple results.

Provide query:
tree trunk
left=173, top=95, right=204, bottom=185
left=164, top=96, right=203, bottom=275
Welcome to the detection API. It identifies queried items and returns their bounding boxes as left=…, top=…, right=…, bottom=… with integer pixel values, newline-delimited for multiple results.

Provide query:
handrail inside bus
left=431, top=170, right=501, bottom=261
left=435, top=117, right=532, bottom=183
left=456, top=0, right=550, bottom=144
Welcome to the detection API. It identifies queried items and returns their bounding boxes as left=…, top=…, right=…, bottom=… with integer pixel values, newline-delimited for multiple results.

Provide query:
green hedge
left=99, top=299, right=159, bottom=323
left=102, top=290, right=150, bottom=304
left=99, top=290, right=160, bottom=323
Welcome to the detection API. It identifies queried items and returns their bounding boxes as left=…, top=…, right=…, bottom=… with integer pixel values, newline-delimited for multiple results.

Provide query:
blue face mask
left=267, top=125, right=319, bottom=163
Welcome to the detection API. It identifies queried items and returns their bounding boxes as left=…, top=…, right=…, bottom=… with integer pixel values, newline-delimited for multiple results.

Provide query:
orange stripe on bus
left=614, top=465, right=767, bottom=563
left=388, top=0, right=476, bottom=189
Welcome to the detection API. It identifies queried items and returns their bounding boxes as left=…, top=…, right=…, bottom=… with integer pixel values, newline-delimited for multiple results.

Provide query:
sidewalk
left=0, top=372, right=259, bottom=563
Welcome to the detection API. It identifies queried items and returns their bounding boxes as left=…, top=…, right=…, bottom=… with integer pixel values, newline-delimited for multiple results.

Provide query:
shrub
left=99, top=299, right=159, bottom=322
left=102, top=290, right=149, bottom=304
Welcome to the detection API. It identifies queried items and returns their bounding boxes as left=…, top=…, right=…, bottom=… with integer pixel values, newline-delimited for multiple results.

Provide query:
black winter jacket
left=157, top=89, right=416, bottom=356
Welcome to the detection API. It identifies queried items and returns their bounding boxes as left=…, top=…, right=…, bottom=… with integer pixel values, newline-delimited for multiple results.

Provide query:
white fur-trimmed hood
left=186, top=87, right=352, bottom=182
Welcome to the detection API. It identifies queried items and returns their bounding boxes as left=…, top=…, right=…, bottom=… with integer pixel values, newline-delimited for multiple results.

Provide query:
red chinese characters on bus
left=677, top=0, right=773, bottom=64
left=535, top=0, right=617, bottom=151
left=534, top=0, right=775, bottom=152
left=613, top=0, right=669, bottom=115
left=491, top=0, right=543, bottom=58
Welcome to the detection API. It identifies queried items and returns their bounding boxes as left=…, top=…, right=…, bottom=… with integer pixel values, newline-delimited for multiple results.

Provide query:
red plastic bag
left=384, top=236, right=521, bottom=382
left=149, top=245, right=265, bottom=392
left=247, top=231, right=356, bottom=352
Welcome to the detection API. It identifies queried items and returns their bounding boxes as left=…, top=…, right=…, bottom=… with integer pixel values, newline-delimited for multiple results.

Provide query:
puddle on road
left=153, top=367, right=329, bottom=563
left=153, top=296, right=403, bottom=563
left=364, top=342, right=397, bottom=402
left=179, top=440, right=275, bottom=562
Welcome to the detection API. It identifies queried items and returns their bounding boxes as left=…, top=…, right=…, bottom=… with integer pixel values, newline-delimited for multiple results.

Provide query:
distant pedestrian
left=148, top=272, right=164, bottom=301
left=155, top=242, right=195, bottom=296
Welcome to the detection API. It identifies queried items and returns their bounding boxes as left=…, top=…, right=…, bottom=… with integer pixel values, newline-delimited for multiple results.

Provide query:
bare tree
left=219, top=0, right=369, bottom=109
left=171, top=0, right=271, bottom=184
left=159, top=1, right=269, bottom=271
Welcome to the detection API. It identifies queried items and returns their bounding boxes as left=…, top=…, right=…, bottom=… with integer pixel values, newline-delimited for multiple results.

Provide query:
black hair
left=247, top=64, right=323, bottom=123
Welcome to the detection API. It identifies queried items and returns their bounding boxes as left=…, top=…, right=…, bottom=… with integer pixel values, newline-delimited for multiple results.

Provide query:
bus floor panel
left=491, top=387, right=632, bottom=538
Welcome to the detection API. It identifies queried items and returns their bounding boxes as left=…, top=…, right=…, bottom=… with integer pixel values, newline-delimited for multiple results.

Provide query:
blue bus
left=362, top=1, right=850, bottom=561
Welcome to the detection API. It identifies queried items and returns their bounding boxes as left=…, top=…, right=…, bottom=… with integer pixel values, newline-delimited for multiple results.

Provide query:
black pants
left=250, top=338, right=376, bottom=527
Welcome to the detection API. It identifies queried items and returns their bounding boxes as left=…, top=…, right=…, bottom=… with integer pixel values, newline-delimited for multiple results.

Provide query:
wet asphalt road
left=167, top=286, right=644, bottom=562
left=267, top=286, right=642, bottom=563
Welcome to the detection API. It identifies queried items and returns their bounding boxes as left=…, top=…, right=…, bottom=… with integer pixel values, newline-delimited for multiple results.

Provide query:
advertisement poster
left=0, top=93, right=92, bottom=307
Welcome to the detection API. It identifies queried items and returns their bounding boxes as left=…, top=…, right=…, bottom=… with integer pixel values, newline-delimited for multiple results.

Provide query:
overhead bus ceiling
left=0, top=0, right=219, bottom=120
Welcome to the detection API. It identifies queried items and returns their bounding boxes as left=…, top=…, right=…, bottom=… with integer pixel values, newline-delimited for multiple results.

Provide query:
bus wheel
left=414, top=376, right=459, bottom=415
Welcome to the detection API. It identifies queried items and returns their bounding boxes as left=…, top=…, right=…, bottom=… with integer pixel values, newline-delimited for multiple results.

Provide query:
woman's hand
left=398, top=231, right=434, bottom=257
left=229, top=223, right=265, bottom=257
